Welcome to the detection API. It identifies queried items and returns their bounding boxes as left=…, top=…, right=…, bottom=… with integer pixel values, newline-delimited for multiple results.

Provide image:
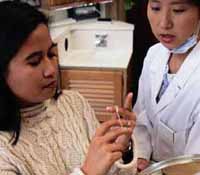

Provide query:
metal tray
left=139, top=154, right=200, bottom=175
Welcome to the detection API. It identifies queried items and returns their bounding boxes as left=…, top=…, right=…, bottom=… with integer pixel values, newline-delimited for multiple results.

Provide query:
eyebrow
left=25, top=42, right=58, bottom=61
left=26, top=51, right=43, bottom=61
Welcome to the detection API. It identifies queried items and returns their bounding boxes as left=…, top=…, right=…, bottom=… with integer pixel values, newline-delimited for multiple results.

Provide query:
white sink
left=53, top=20, right=134, bottom=68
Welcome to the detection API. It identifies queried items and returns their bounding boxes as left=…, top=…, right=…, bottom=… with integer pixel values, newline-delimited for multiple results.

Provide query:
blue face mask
left=168, top=34, right=198, bottom=54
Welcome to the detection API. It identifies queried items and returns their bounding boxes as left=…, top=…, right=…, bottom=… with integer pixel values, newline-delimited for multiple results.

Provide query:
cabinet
left=61, top=66, right=132, bottom=122
left=41, top=0, right=111, bottom=10
left=55, top=20, right=134, bottom=122
left=41, top=0, right=88, bottom=10
left=41, top=0, right=125, bottom=21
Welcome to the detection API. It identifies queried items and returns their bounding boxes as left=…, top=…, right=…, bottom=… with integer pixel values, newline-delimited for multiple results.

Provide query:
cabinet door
left=61, top=69, right=123, bottom=122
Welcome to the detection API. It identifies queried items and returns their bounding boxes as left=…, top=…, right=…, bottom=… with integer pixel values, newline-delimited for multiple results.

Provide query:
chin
left=39, top=88, right=57, bottom=101
left=19, top=89, right=57, bottom=107
left=46, top=88, right=57, bottom=98
left=160, top=42, right=177, bottom=50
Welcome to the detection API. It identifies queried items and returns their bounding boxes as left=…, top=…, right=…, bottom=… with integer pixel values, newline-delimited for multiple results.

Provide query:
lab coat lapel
left=155, top=79, right=180, bottom=114
left=150, top=46, right=170, bottom=111
left=155, top=41, right=200, bottom=114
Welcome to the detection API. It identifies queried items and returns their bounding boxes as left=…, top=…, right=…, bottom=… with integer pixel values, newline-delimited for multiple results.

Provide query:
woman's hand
left=106, top=92, right=136, bottom=151
left=81, top=119, right=133, bottom=175
left=137, top=158, right=149, bottom=172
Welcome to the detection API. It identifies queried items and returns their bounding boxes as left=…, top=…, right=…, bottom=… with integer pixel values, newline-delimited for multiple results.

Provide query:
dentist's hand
left=81, top=119, right=133, bottom=175
left=137, top=158, right=149, bottom=172
left=106, top=92, right=136, bottom=151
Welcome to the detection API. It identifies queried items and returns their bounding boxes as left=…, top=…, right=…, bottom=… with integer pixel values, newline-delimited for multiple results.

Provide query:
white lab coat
left=133, top=42, right=200, bottom=162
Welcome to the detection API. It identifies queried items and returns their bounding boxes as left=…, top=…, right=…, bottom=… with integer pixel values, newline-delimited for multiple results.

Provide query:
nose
left=43, top=57, right=57, bottom=78
left=159, top=11, right=173, bottom=29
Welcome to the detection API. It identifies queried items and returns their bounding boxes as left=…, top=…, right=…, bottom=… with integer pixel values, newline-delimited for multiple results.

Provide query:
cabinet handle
left=65, top=38, right=68, bottom=51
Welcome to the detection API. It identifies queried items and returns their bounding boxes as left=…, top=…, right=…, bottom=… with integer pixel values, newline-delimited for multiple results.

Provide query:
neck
left=20, top=101, right=43, bottom=108
left=168, top=52, right=189, bottom=74
left=168, top=38, right=200, bottom=74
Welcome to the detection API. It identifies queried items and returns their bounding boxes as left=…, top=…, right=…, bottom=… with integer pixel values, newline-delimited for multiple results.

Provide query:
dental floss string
left=115, top=106, right=123, bottom=127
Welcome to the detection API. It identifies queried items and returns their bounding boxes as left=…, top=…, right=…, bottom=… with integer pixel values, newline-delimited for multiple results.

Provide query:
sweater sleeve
left=0, top=170, right=16, bottom=175
left=0, top=152, right=19, bottom=175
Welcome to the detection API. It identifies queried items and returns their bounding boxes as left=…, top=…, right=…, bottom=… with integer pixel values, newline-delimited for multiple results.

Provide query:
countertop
left=59, top=49, right=132, bottom=69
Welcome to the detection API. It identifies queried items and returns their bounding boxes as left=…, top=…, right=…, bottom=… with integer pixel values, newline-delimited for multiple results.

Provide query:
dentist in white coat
left=133, top=0, right=200, bottom=171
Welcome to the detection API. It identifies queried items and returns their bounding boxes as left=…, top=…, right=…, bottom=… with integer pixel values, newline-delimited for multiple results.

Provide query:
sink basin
left=52, top=20, right=134, bottom=68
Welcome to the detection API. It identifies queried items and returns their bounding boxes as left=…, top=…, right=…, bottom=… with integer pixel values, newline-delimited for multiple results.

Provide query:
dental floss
left=115, top=105, right=123, bottom=127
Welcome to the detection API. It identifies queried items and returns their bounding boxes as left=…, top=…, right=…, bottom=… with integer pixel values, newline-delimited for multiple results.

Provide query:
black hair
left=192, top=0, right=200, bottom=6
left=0, top=1, right=49, bottom=145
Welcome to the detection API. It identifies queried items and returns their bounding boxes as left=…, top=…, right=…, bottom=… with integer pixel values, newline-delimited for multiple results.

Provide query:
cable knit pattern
left=0, top=90, right=135, bottom=175
left=0, top=90, right=99, bottom=175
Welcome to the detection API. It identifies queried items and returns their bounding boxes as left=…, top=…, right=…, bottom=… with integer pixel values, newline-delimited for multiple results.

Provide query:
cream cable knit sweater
left=0, top=90, right=135, bottom=175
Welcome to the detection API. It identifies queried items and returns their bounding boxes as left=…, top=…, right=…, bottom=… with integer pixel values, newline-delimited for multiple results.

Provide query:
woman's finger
left=95, top=119, right=134, bottom=137
left=95, top=119, right=124, bottom=137
left=104, top=151, right=123, bottom=164
left=106, top=106, right=136, bottom=122
left=102, top=127, right=132, bottom=143
left=106, top=93, right=133, bottom=113
left=110, top=152, right=123, bottom=163
left=106, top=142, right=124, bottom=152
left=117, top=108, right=136, bottom=121
left=137, top=158, right=149, bottom=172
left=123, top=92, right=133, bottom=111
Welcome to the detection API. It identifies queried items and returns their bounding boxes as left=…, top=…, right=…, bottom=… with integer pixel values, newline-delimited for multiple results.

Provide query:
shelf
left=42, top=0, right=112, bottom=13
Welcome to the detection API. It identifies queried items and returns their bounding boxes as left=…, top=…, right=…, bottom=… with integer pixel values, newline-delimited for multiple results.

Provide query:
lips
left=159, top=34, right=175, bottom=44
left=43, top=80, right=57, bottom=89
